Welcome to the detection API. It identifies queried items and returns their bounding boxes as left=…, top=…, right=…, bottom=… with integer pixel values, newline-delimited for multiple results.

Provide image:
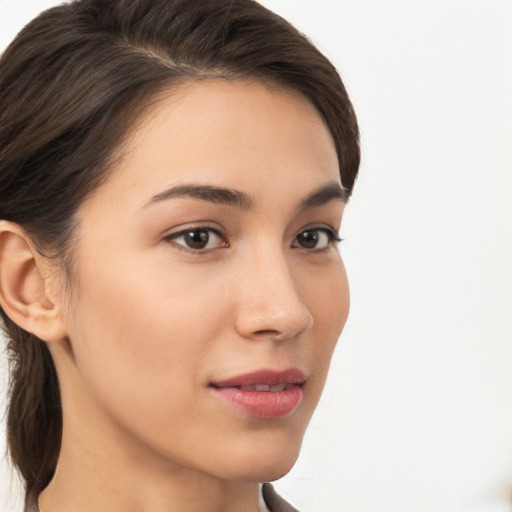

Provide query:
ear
left=0, top=221, right=68, bottom=343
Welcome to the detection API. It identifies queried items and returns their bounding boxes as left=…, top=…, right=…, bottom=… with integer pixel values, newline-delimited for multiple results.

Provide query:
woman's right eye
left=165, top=228, right=228, bottom=253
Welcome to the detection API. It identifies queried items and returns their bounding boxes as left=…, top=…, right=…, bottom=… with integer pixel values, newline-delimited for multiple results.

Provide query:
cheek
left=64, top=255, right=230, bottom=421
left=60, top=265, right=241, bottom=471
left=303, top=258, right=349, bottom=368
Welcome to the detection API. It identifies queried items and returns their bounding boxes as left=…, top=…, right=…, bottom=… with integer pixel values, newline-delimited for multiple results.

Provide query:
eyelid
left=297, top=223, right=342, bottom=240
left=315, top=226, right=343, bottom=242
left=291, top=225, right=343, bottom=250
left=163, top=224, right=228, bottom=254
left=161, top=222, right=342, bottom=255
left=162, top=221, right=224, bottom=238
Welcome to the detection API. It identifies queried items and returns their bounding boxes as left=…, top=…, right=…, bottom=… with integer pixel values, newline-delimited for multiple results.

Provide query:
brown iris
left=296, top=230, right=319, bottom=249
left=183, top=229, right=210, bottom=249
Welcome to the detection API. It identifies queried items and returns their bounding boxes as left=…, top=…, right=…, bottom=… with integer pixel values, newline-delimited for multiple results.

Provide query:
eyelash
left=164, top=226, right=343, bottom=255
left=290, top=227, right=343, bottom=252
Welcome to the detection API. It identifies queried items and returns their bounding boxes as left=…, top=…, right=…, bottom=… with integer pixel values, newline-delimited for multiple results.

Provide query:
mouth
left=209, top=368, right=305, bottom=419
left=235, top=383, right=297, bottom=392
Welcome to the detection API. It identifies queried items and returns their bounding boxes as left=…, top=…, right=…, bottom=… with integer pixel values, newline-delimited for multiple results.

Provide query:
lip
left=209, top=368, right=305, bottom=419
left=211, top=368, right=305, bottom=388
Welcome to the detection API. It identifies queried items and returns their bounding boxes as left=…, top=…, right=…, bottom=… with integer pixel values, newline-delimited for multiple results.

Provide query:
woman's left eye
left=166, top=228, right=228, bottom=252
left=292, top=228, right=341, bottom=250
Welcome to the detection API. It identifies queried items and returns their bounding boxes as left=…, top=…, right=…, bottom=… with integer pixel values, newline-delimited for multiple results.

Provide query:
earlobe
left=0, top=221, right=67, bottom=343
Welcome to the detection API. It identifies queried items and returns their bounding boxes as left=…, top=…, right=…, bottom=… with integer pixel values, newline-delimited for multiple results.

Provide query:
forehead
left=82, top=79, right=340, bottom=213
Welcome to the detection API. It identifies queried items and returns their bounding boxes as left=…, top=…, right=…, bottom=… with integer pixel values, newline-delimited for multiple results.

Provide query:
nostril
left=235, top=297, right=313, bottom=341
left=253, top=329, right=280, bottom=337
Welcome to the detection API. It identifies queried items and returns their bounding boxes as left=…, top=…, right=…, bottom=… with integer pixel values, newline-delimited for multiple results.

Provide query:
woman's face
left=55, top=80, right=349, bottom=482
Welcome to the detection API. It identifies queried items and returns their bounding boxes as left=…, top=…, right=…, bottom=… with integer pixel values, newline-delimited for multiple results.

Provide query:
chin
left=211, top=434, right=303, bottom=483
left=221, top=457, right=299, bottom=483
left=253, top=458, right=298, bottom=482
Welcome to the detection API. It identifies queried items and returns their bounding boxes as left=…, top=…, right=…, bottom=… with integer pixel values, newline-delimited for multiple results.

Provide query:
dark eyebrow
left=144, top=184, right=254, bottom=210
left=298, top=182, right=347, bottom=211
left=143, top=181, right=345, bottom=212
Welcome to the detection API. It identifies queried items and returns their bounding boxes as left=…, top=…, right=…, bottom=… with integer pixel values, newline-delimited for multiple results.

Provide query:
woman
left=0, top=0, right=360, bottom=510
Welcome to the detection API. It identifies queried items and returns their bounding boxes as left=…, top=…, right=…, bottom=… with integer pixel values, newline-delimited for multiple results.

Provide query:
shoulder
left=262, top=483, right=301, bottom=512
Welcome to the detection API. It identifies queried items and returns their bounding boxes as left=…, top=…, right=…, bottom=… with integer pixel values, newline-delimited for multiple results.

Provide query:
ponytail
left=3, top=317, right=61, bottom=506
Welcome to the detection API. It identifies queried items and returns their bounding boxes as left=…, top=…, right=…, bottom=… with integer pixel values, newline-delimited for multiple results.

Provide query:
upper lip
left=210, top=368, right=306, bottom=388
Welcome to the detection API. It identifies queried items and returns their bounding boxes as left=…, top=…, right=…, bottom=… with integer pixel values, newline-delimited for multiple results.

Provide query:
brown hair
left=0, top=0, right=360, bottom=505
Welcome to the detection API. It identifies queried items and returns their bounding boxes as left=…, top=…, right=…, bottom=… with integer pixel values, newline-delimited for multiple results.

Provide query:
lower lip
left=210, top=385, right=303, bottom=419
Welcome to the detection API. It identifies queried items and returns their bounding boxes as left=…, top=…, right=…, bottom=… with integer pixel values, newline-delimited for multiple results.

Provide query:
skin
left=18, top=80, right=349, bottom=512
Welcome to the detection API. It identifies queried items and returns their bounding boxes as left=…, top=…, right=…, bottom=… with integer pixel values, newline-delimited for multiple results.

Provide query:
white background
left=1, top=1, right=511, bottom=511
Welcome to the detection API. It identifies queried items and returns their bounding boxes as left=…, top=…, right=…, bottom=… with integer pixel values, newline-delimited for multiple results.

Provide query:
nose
left=234, top=250, right=314, bottom=341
